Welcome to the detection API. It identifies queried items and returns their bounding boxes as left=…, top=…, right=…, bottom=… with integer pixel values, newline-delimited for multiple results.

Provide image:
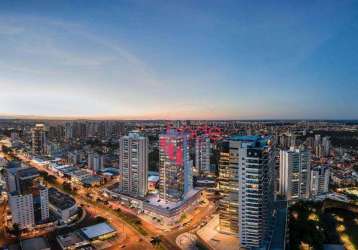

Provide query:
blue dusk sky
left=0, top=0, right=358, bottom=119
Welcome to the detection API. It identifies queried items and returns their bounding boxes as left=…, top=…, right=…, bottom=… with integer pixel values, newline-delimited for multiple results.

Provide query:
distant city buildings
left=311, top=165, right=330, bottom=197
left=279, top=133, right=296, bottom=149
left=119, top=132, right=148, bottom=198
left=159, top=129, right=192, bottom=203
left=279, top=147, right=311, bottom=200
left=195, top=134, right=211, bottom=176
left=31, top=124, right=47, bottom=155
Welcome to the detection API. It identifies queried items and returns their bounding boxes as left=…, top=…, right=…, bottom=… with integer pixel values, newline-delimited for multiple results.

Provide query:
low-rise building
left=79, top=222, right=117, bottom=241
left=8, top=237, right=50, bottom=250
left=48, top=188, right=78, bottom=223
left=57, top=232, right=91, bottom=250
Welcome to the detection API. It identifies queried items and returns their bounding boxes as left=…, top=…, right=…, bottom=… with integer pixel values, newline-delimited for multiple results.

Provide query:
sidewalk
left=197, top=214, right=239, bottom=250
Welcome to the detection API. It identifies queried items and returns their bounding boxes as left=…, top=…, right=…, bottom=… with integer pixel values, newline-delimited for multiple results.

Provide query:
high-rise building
left=159, top=129, right=192, bottom=203
left=88, top=152, right=104, bottom=172
left=7, top=167, right=49, bottom=229
left=322, top=136, right=331, bottom=157
left=31, top=124, right=47, bottom=155
left=119, top=132, right=148, bottom=198
left=218, top=140, right=239, bottom=234
left=238, top=136, right=275, bottom=249
left=195, top=135, right=211, bottom=176
left=279, top=148, right=310, bottom=200
left=218, top=135, right=276, bottom=249
left=310, top=165, right=330, bottom=197
left=9, top=194, right=35, bottom=229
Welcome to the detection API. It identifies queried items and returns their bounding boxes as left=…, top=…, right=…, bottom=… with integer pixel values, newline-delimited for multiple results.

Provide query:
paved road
left=165, top=199, right=217, bottom=248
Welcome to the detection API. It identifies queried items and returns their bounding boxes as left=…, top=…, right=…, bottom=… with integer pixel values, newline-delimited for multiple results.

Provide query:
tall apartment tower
left=195, top=135, right=211, bottom=175
left=238, top=136, right=275, bottom=249
left=7, top=167, right=49, bottom=229
left=159, top=129, right=192, bottom=203
left=218, top=135, right=276, bottom=249
left=218, top=140, right=239, bottom=234
left=279, top=148, right=311, bottom=200
left=119, top=132, right=148, bottom=198
left=31, top=124, right=47, bottom=155
left=310, top=165, right=330, bottom=197
left=9, top=194, right=35, bottom=229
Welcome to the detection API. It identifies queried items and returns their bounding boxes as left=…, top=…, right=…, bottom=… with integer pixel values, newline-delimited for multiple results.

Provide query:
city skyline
left=1, top=1, right=358, bottom=119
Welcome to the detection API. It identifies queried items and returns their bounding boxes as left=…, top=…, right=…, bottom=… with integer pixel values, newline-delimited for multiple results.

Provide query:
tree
left=150, top=236, right=161, bottom=248
left=62, top=182, right=72, bottom=192
left=353, top=164, right=358, bottom=173
left=12, top=223, right=21, bottom=242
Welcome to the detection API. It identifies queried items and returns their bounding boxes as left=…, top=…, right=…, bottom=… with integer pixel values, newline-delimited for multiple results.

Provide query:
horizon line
left=0, top=114, right=357, bottom=121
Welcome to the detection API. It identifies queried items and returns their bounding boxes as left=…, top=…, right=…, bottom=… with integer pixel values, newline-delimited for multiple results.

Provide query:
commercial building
left=311, top=165, right=330, bottom=197
left=8, top=237, right=50, bottom=250
left=79, top=222, right=117, bottom=241
left=69, top=169, right=92, bottom=184
left=159, top=129, right=192, bottom=203
left=105, top=187, right=202, bottom=227
left=279, top=148, right=310, bottom=200
left=119, top=132, right=148, bottom=198
left=195, top=134, right=211, bottom=176
left=57, top=232, right=91, bottom=250
left=31, top=124, right=47, bottom=156
left=218, top=135, right=276, bottom=249
left=48, top=187, right=78, bottom=223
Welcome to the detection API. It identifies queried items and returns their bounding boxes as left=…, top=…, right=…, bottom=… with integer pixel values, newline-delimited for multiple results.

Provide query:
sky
left=0, top=0, right=358, bottom=120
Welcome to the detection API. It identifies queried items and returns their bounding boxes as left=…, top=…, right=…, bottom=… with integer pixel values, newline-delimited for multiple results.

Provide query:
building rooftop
left=9, top=237, right=50, bottom=250
left=57, top=232, right=89, bottom=248
left=229, top=135, right=271, bottom=148
left=79, top=222, right=116, bottom=240
left=101, top=167, right=119, bottom=175
left=81, top=175, right=102, bottom=185
left=48, top=187, right=76, bottom=210
left=61, top=166, right=80, bottom=174
left=145, top=188, right=200, bottom=210
left=71, top=169, right=91, bottom=176
left=148, top=175, right=160, bottom=182
left=16, top=167, right=39, bottom=179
